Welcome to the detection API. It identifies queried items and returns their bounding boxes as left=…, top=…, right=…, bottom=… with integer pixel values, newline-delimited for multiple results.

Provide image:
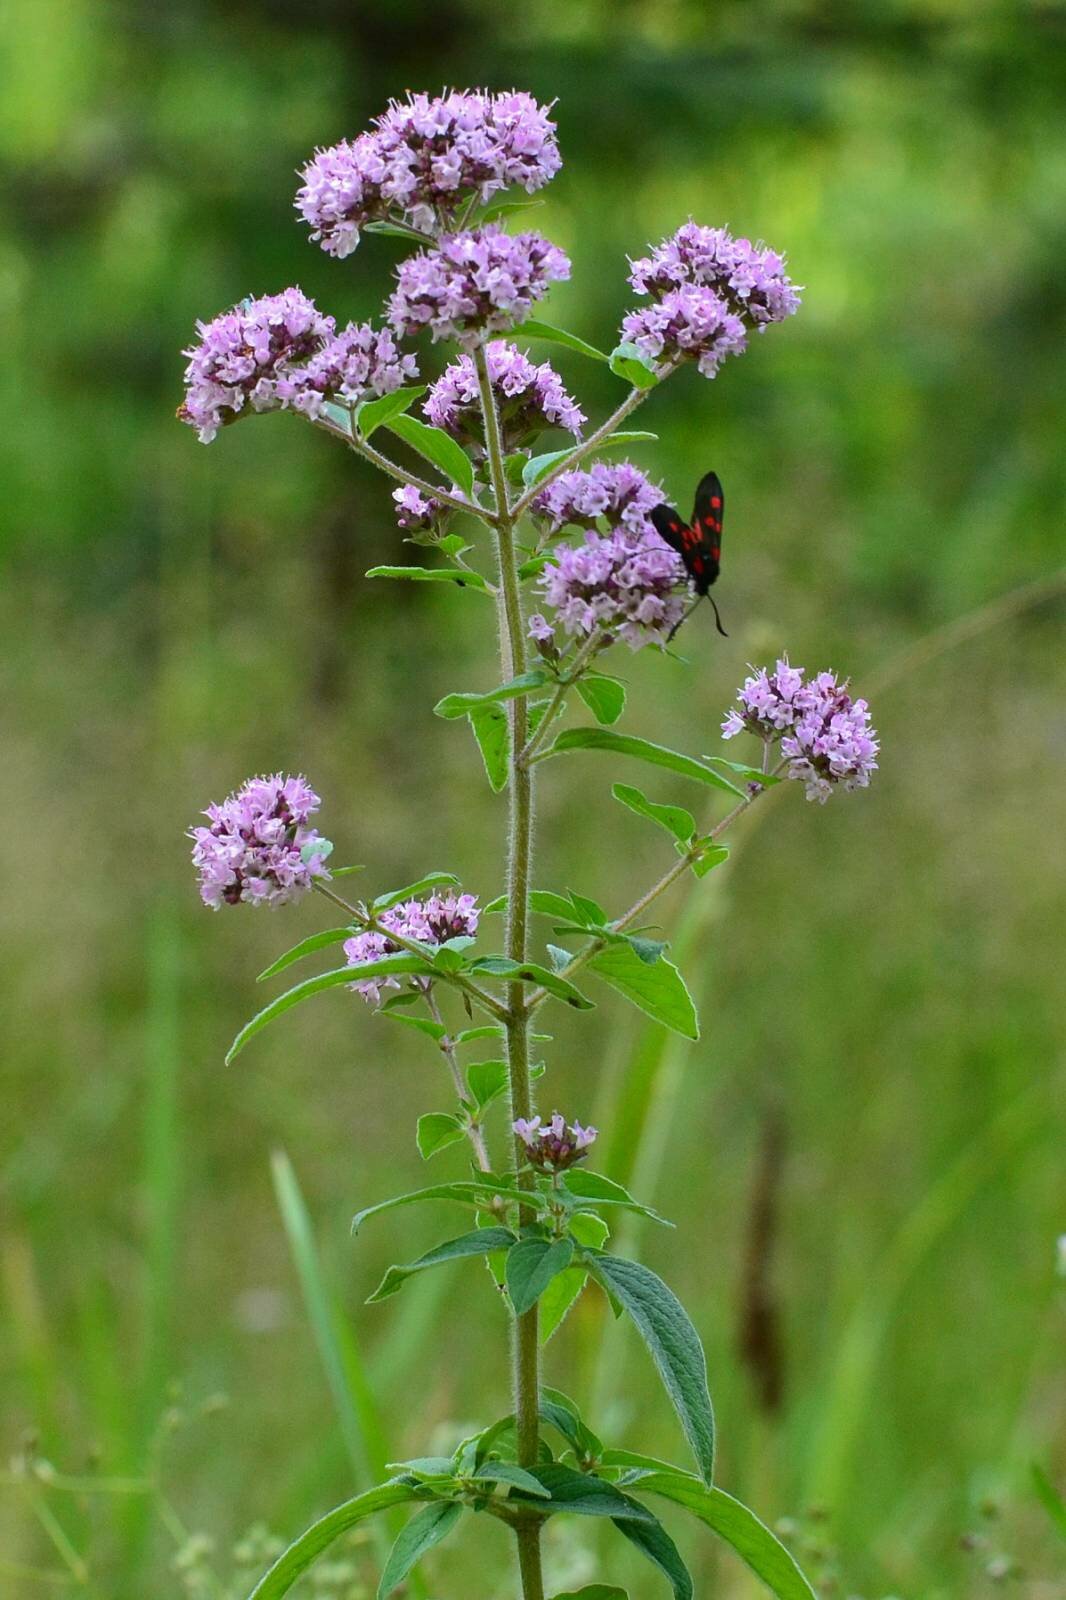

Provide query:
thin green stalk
left=424, top=988, right=493, bottom=1172
left=510, top=382, right=654, bottom=519
left=516, top=629, right=606, bottom=768
left=475, top=343, right=546, bottom=1600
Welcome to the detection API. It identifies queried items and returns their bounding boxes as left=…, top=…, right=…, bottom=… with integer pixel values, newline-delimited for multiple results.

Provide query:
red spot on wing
left=710, top=495, right=722, bottom=509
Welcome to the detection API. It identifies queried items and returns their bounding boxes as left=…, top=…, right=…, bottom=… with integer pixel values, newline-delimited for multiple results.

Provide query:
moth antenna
left=708, top=595, right=728, bottom=638
left=666, top=595, right=702, bottom=644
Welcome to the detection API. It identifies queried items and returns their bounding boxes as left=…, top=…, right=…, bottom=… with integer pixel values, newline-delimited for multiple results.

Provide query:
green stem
left=474, top=343, right=546, bottom=1600
left=516, top=629, right=607, bottom=768
left=424, top=989, right=493, bottom=1172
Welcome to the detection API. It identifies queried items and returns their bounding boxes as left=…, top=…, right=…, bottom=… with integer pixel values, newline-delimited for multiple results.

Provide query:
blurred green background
left=2, top=1, right=1064, bottom=1596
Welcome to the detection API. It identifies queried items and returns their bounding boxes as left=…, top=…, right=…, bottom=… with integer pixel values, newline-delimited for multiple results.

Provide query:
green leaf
left=637, top=1475, right=818, bottom=1600
left=539, top=1387, right=603, bottom=1459
left=434, top=670, right=551, bottom=719
left=368, top=1227, right=517, bottom=1303
left=378, top=1500, right=463, bottom=1600
left=473, top=1461, right=552, bottom=1498
left=466, top=1059, right=509, bottom=1110
left=553, top=1590, right=629, bottom=1600
left=352, top=1181, right=525, bottom=1235
left=354, top=385, right=427, bottom=441
left=257, top=928, right=355, bottom=982
left=576, top=674, right=627, bottom=725
left=373, top=872, right=460, bottom=912
left=510, top=319, right=609, bottom=363
left=416, top=1113, right=465, bottom=1161
left=468, top=702, right=509, bottom=792
left=246, top=1484, right=426, bottom=1600
left=609, top=341, right=660, bottom=390
left=479, top=196, right=546, bottom=224
left=384, top=1013, right=446, bottom=1041
left=563, top=1169, right=669, bottom=1225
left=539, top=1267, right=589, bottom=1344
left=521, top=433, right=660, bottom=490
left=367, top=563, right=490, bottom=593
left=384, top=414, right=475, bottom=497
left=455, top=1024, right=504, bottom=1044
left=587, top=1257, right=714, bottom=1482
left=364, top=219, right=430, bottom=241
left=589, top=943, right=699, bottom=1040
left=702, top=756, right=782, bottom=787
left=612, top=783, right=695, bottom=843
left=227, top=957, right=434, bottom=1064
left=1032, top=1461, right=1066, bottom=1539
left=613, top=1502, right=694, bottom=1600
left=600, top=1448, right=692, bottom=1477
left=689, top=841, right=730, bottom=879
left=469, top=955, right=593, bottom=1009
left=506, top=1237, right=574, bottom=1317
left=513, top=1464, right=655, bottom=1522
left=541, top=729, right=743, bottom=795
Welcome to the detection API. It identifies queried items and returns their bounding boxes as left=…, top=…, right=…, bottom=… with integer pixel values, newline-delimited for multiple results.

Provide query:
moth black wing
left=689, top=470, right=723, bottom=590
left=649, top=502, right=687, bottom=554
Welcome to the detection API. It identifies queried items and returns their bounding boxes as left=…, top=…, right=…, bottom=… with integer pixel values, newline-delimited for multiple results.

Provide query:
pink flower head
left=273, top=323, right=418, bottom=421
left=190, top=774, right=330, bottom=909
left=178, top=289, right=334, bottom=442
left=387, top=227, right=570, bottom=347
left=531, top=460, right=664, bottom=539
left=620, top=221, right=800, bottom=381
left=345, top=890, right=480, bottom=1005
left=391, top=484, right=444, bottom=531
left=424, top=340, right=584, bottom=449
left=513, top=1113, right=598, bottom=1171
left=296, top=90, right=562, bottom=255
left=722, top=659, right=879, bottom=802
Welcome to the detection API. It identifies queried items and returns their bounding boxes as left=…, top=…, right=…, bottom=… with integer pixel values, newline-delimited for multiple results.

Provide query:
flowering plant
left=182, top=87, right=877, bottom=1600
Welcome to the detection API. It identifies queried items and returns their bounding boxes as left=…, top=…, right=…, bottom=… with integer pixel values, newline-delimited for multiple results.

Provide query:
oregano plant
left=181, top=88, right=879, bottom=1600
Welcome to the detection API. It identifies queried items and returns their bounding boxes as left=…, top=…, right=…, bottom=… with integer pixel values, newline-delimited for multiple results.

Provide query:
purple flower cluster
left=387, top=227, right=570, bottom=347
left=722, top=659, right=879, bottom=803
left=424, top=340, right=584, bottom=448
left=392, top=484, right=444, bottom=532
left=190, top=775, right=330, bottom=909
left=529, top=462, right=687, bottom=649
left=620, top=221, right=800, bottom=380
left=513, top=1113, right=598, bottom=1172
left=344, top=891, right=481, bottom=1005
left=628, top=222, right=802, bottom=325
left=531, top=528, right=687, bottom=650
left=178, top=289, right=332, bottom=443
left=296, top=90, right=562, bottom=257
left=532, top=460, right=664, bottom=538
left=179, top=291, right=417, bottom=442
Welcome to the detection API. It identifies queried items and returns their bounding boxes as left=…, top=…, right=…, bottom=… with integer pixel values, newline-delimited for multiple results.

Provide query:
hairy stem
left=516, top=628, right=607, bottom=767
left=475, top=343, right=546, bottom=1600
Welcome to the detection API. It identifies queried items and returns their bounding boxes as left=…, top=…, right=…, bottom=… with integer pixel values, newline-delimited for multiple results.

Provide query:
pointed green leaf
left=510, top=319, right=609, bottom=362
left=563, top=1169, right=670, bottom=1225
left=612, top=783, right=695, bottom=843
left=354, top=385, right=427, bottom=441
left=416, top=1113, right=465, bottom=1161
left=378, top=1500, right=463, bottom=1600
left=247, top=1484, right=427, bottom=1600
left=539, top=1267, right=589, bottom=1344
left=435, top=670, right=551, bottom=719
left=466, top=1059, right=509, bottom=1110
left=636, top=1474, right=818, bottom=1600
left=587, top=1256, right=715, bottom=1483
left=609, top=341, right=660, bottom=389
left=479, top=196, right=546, bottom=224
left=541, top=729, right=743, bottom=795
left=613, top=1501, right=694, bottom=1600
left=689, top=840, right=730, bottom=879
left=227, top=956, right=434, bottom=1064
left=373, top=872, right=461, bottom=912
left=257, top=928, right=355, bottom=982
left=368, top=1227, right=517, bottom=1302
left=468, top=703, right=509, bottom=791
left=384, top=414, right=475, bottom=497
left=367, top=563, right=490, bottom=593
left=473, top=1461, right=552, bottom=1498
left=352, top=1181, right=526, bottom=1235
left=506, top=1237, right=574, bottom=1317
left=512, top=1464, right=655, bottom=1522
left=469, top=955, right=593, bottom=1009
left=576, top=674, right=627, bottom=725
left=552, top=1589, right=629, bottom=1600
left=522, top=434, right=659, bottom=490
left=589, top=941, right=698, bottom=1039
